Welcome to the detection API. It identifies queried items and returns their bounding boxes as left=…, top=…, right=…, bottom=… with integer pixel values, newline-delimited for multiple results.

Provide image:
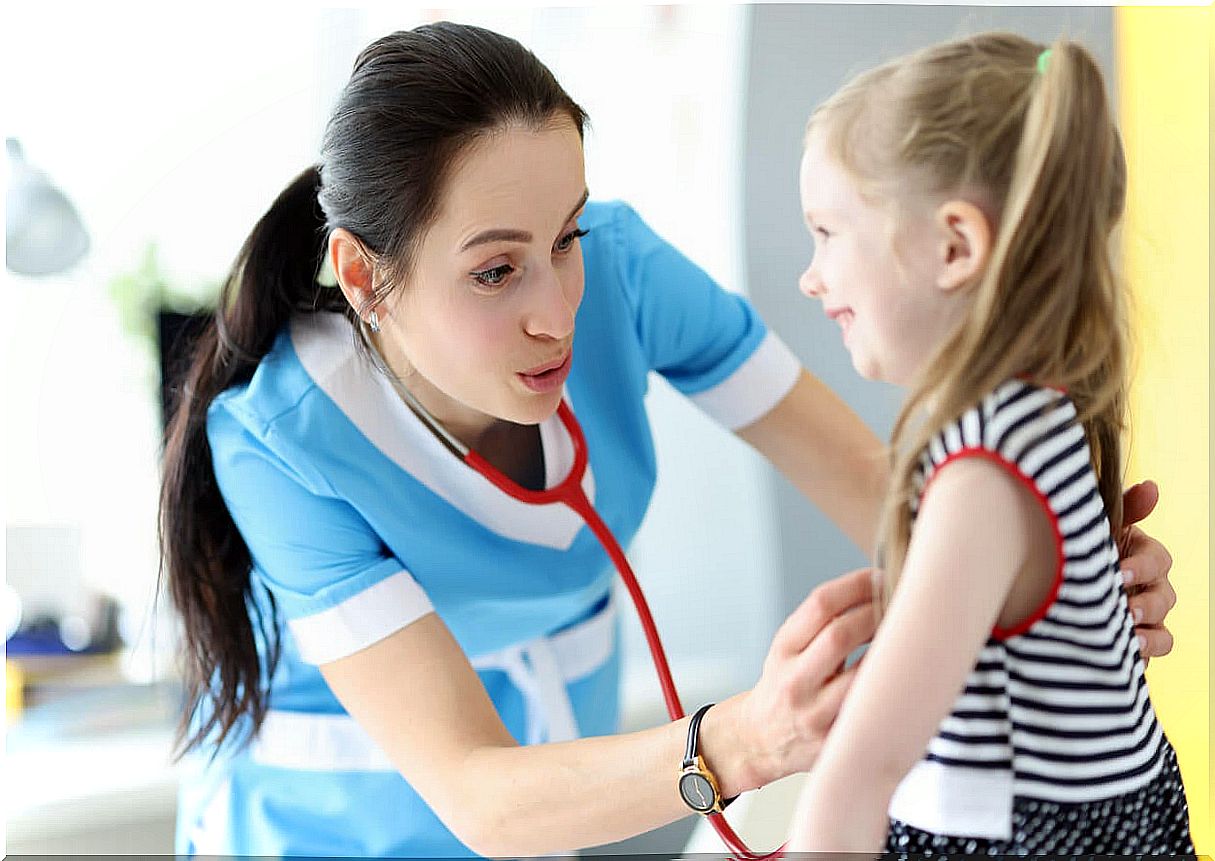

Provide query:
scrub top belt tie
left=472, top=638, right=578, bottom=745
left=468, top=592, right=618, bottom=745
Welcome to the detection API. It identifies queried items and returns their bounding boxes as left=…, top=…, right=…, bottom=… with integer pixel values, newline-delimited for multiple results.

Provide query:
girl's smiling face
left=797, top=129, right=972, bottom=388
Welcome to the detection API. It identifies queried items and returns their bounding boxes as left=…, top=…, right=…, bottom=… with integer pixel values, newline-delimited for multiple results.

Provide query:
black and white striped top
left=886, top=380, right=1168, bottom=841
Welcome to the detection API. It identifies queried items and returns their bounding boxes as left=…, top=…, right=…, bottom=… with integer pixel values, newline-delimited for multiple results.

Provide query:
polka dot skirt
left=886, top=744, right=1194, bottom=856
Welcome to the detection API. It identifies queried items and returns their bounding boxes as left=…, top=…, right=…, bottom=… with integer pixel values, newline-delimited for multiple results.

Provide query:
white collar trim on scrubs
left=289, top=312, right=595, bottom=551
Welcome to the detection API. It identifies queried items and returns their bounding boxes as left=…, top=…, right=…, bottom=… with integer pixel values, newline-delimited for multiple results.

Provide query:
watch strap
left=683, top=702, right=714, bottom=767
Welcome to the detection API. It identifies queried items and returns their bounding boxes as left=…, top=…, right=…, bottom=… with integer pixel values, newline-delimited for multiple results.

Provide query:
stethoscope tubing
left=382, top=351, right=781, bottom=857
left=467, top=401, right=784, bottom=860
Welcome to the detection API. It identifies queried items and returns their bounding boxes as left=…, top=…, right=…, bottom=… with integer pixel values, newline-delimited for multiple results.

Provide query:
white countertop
left=6, top=723, right=180, bottom=842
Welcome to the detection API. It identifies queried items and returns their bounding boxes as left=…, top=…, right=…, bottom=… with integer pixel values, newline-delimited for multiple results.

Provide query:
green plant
left=106, top=242, right=221, bottom=389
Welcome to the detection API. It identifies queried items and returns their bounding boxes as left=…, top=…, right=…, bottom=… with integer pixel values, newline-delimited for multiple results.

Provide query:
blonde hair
left=807, top=32, right=1129, bottom=603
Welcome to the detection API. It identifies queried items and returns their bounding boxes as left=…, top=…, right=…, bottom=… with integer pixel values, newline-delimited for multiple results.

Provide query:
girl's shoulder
left=915, top=380, right=1084, bottom=502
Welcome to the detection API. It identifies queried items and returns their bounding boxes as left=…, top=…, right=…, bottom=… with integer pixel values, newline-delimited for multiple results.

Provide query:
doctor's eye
left=555, top=227, right=589, bottom=253
left=471, top=263, right=515, bottom=288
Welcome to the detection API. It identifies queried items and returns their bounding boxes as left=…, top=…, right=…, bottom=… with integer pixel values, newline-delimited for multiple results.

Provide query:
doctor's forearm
left=453, top=698, right=753, bottom=856
left=324, top=617, right=772, bottom=857
left=738, top=370, right=887, bottom=554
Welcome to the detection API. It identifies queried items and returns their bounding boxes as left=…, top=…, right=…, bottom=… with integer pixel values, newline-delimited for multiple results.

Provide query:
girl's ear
left=934, top=200, right=993, bottom=292
left=329, top=228, right=378, bottom=317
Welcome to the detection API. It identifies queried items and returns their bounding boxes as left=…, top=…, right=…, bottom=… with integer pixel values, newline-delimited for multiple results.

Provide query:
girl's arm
left=320, top=567, right=878, bottom=858
left=786, top=456, right=1047, bottom=852
left=739, top=372, right=1177, bottom=659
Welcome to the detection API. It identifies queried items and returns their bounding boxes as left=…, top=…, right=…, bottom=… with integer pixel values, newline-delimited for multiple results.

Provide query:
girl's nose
left=798, top=262, right=824, bottom=299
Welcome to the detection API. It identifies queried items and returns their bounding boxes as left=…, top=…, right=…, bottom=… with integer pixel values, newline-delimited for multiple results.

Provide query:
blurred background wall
left=1115, top=5, right=1210, bottom=850
left=4, top=3, right=1207, bottom=855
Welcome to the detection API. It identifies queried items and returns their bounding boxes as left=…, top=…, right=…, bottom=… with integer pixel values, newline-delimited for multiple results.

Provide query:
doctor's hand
left=1118, top=480, right=1177, bottom=662
left=704, top=567, right=877, bottom=797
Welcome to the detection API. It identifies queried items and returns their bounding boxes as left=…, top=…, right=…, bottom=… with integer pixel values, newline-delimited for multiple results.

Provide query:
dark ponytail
left=160, top=166, right=333, bottom=755
left=160, top=22, right=587, bottom=756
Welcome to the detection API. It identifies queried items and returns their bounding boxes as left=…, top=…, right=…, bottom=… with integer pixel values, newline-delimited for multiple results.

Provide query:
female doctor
left=161, top=22, right=1180, bottom=858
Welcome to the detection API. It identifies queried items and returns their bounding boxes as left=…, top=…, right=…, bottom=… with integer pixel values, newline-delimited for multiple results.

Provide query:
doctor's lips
left=518, top=349, right=573, bottom=393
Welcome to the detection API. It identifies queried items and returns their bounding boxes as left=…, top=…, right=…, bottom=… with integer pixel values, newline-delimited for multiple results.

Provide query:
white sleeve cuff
left=287, top=569, right=434, bottom=665
left=688, top=331, right=802, bottom=430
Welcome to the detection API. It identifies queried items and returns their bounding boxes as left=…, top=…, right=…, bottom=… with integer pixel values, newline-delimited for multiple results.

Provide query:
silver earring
left=368, top=309, right=381, bottom=333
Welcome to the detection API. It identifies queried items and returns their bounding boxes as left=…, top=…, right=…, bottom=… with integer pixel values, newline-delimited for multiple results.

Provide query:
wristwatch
left=677, top=703, right=734, bottom=815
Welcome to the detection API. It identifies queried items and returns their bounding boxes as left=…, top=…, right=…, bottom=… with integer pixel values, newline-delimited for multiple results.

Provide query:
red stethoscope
left=389, top=370, right=784, bottom=860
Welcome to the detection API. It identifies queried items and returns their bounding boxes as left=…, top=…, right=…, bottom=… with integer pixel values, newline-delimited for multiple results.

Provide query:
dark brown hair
left=160, top=22, right=587, bottom=756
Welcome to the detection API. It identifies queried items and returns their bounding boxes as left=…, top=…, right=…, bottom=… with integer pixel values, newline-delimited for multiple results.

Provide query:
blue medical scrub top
left=176, top=200, right=801, bottom=858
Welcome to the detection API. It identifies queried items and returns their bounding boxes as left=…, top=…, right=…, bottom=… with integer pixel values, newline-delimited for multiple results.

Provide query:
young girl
left=787, top=33, right=1193, bottom=855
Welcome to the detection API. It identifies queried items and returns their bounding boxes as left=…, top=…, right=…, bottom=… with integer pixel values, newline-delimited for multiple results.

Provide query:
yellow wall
left=1116, top=6, right=1210, bottom=853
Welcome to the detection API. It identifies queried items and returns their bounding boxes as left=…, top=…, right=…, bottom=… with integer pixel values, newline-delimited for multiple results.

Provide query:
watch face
left=679, top=772, right=716, bottom=813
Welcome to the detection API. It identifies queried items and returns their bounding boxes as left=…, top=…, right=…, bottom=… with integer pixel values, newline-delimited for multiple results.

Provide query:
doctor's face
left=377, top=118, right=588, bottom=436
